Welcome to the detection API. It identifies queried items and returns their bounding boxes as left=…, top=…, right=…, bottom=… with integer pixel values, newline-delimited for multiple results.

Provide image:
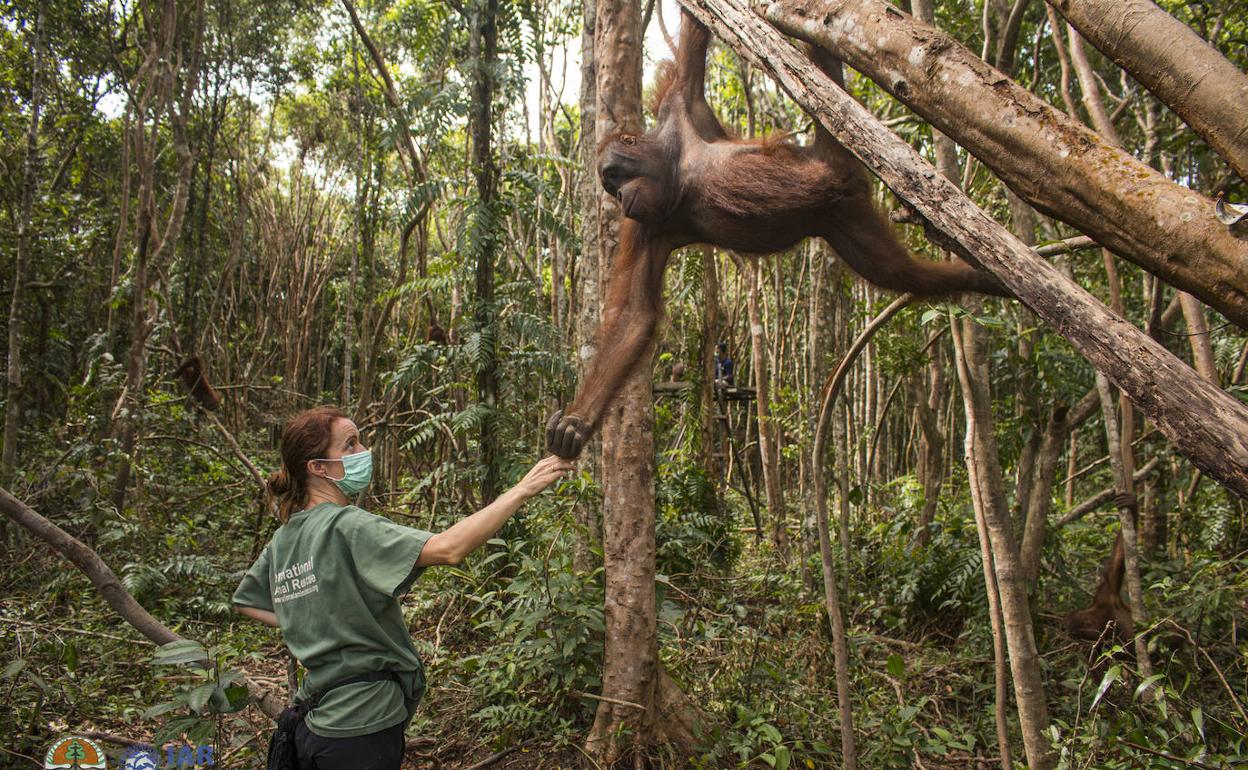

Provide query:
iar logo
left=43, top=735, right=107, bottom=769
left=117, top=745, right=214, bottom=769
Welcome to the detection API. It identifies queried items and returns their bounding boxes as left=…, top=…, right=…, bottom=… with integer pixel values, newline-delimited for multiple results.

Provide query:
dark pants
left=295, top=719, right=405, bottom=770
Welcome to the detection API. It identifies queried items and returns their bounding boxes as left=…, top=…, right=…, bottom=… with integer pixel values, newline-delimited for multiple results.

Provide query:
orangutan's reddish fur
left=546, top=11, right=1009, bottom=459
left=177, top=355, right=222, bottom=412
left=1066, top=531, right=1134, bottom=646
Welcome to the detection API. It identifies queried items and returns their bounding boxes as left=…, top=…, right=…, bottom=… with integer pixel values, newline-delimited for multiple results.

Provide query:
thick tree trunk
left=951, top=316, right=1055, bottom=770
left=679, top=0, right=1248, bottom=498
left=470, top=0, right=500, bottom=502
left=760, top=0, right=1248, bottom=330
left=586, top=0, right=698, bottom=761
left=1049, top=0, right=1248, bottom=182
left=586, top=368, right=663, bottom=765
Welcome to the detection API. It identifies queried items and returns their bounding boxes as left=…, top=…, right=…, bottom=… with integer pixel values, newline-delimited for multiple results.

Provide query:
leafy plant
left=145, top=639, right=251, bottom=746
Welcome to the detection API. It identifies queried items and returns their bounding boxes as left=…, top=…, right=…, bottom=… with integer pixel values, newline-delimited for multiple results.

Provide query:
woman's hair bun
left=267, top=468, right=291, bottom=497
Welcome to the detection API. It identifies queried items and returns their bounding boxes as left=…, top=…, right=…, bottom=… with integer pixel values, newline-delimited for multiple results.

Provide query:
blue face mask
left=317, top=449, right=373, bottom=496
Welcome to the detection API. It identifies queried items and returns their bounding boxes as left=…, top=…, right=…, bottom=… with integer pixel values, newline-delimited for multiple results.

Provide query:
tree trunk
left=761, top=0, right=1248, bottom=330
left=965, top=428, right=1013, bottom=770
left=1018, top=390, right=1099, bottom=584
left=1095, top=374, right=1157, bottom=686
left=744, top=259, right=786, bottom=556
left=585, top=367, right=664, bottom=765
left=470, top=0, right=500, bottom=502
left=586, top=0, right=698, bottom=761
left=680, top=0, right=1248, bottom=498
left=701, top=250, right=723, bottom=500
left=2, top=0, right=44, bottom=489
left=1179, top=293, right=1217, bottom=383
left=911, top=367, right=944, bottom=547
left=1017, top=409, right=1067, bottom=586
left=1049, top=0, right=1248, bottom=182
left=572, top=0, right=602, bottom=575
left=802, top=245, right=837, bottom=588
left=951, top=315, right=1055, bottom=770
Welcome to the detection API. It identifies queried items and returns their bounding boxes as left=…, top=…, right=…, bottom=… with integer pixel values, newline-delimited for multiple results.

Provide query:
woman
left=232, top=406, right=574, bottom=770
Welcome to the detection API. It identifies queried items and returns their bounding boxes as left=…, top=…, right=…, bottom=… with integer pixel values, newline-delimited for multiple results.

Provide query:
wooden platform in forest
left=652, top=381, right=756, bottom=401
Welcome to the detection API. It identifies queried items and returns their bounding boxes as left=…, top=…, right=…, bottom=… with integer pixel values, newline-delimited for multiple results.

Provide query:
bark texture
left=679, top=0, right=1248, bottom=499
left=586, top=0, right=698, bottom=761
left=1050, top=0, right=1248, bottom=182
left=952, top=317, right=1055, bottom=770
left=745, top=260, right=787, bottom=556
left=761, top=0, right=1248, bottom=329
left=586, top=367, right=661, bottom=763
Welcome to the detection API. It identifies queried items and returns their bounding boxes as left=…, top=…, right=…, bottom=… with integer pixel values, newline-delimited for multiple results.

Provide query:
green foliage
left=858, top=486, right=983, bottom=634
left=451, top=523, right=605, bottom=739
left=145, top=640, right=251, bottom=745
left=656, top=462, right=740, bottom=578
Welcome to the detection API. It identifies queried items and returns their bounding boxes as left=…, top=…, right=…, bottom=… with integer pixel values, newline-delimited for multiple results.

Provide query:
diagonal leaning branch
left=0, top=486, right=286, bottom=720
left=760, top=0, right=1248, bottom=329
left=1047, top=0, right=1248, bottom=183
left=677, top=0, right=1248, bottom=499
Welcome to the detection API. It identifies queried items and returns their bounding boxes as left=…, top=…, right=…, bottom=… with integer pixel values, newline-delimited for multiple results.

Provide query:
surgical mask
left=316, top=449, right=373, bottom=496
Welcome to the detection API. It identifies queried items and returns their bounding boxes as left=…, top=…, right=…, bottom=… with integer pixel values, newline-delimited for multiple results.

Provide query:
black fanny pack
left=266, top=670, right=400, bottom=770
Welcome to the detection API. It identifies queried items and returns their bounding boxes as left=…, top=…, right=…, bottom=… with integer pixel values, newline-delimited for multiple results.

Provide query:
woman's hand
left=515, top=455, right=577, bottom=498
left=419, top=455, right=578, bottom=567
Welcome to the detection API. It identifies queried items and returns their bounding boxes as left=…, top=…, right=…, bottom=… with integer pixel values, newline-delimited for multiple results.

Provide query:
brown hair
left=267, top=406, right=347, bottom=523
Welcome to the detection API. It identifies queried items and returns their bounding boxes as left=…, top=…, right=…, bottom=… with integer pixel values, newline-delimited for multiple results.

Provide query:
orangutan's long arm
left=676, top=10, right=729, bottom=142
left=547, top=222, right=670, bottom=458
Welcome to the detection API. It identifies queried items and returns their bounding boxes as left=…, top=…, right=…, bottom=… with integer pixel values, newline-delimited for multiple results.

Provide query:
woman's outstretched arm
left=417, top=455, right=575, bottom=567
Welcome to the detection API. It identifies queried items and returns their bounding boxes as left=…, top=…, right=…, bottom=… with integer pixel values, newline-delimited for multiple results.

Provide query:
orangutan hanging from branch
left=546, top=10, right=1009, bottom=459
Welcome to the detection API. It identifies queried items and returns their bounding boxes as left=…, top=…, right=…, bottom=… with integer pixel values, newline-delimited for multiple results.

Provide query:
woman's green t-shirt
left=232, top=503, right=433, bottom=738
